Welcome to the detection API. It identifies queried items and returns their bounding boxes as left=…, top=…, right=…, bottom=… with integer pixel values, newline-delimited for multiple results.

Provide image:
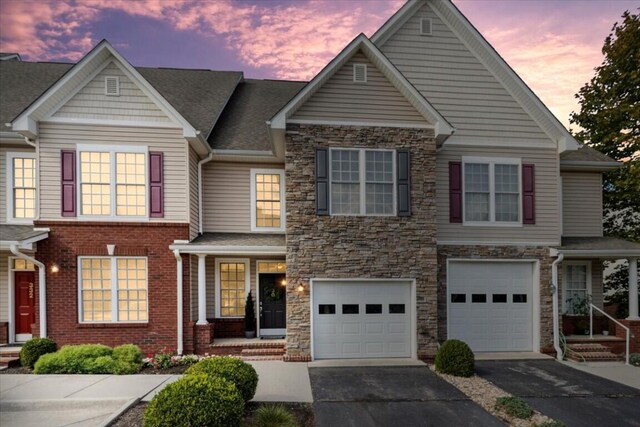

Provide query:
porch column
left=628, top=258, right=639, bottom=320
left=197, top=254, right=208, bottom=325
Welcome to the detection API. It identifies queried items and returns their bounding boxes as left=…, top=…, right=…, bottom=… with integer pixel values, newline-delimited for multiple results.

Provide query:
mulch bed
left=0, top=366, right=32, bottom=374
left=111, top=402, right=314, bottom=427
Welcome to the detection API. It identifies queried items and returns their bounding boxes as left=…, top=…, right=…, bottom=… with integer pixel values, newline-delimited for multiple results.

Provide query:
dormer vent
left=353, top=63, right=367, bottom=83
left=104, top=76, right=120, bottom=96
left=420, top=18, right=432, bottom=36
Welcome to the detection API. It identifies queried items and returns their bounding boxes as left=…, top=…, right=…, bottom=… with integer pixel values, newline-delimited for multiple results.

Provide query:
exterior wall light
left=281, top=278, right=287, bottom=286
left=297, top=284, right=304, bottom=292
left=50, top=263, right=60, bottom=273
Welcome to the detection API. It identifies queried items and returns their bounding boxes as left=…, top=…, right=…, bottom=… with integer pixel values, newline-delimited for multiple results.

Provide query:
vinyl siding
left=436, top=145, right=560, bottom=244
left=202, top=162, right=283, bottom=233
left=0, top=252, right=9, bottom=322
left=1, top=144, right=35, bottom=224
left=53, top=61, right=171, bottom=123
left=378, top=2, right=550, bottom=143
left=292, top=51, right=426, bottom=125
left=188, top=147, right=200, bottom=239
left=38, top=122, right=189, bottom=222
left=562, top=172, right=603, bottom=237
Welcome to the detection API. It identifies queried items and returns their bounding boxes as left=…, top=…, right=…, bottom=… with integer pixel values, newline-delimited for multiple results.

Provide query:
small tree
left=245, top=291, right=255, bottom=334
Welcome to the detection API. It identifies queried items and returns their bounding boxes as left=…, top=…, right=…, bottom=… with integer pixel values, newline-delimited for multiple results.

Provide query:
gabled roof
left=371, top=0, right=581, bottom=152
left=0, top=52, right=22, bottom=61
left=560, top=145, right=620, bottom=171
left=0, top=225, right=49, bottom=250
left=270, top=33, right=454, bottom=143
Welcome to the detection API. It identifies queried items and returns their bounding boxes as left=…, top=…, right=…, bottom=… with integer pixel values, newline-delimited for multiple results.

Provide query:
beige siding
left=53, top=61, right=171, bottom=123
left=188, top=147, right=200, bottom=240
left=38, top=123, right=189, bottom=222
left=1, top=144, right=35, bottom=224
left=379, top=3, right=550, bottom=143
left=562, top=172, right=603, bottom=237
left=292, top=51, right=426, bottom=125
left=202, top=162, right=283, bottom=233
left=0, top=252, right=9, bottom=322
left=436, top=145, right=560, bottom=244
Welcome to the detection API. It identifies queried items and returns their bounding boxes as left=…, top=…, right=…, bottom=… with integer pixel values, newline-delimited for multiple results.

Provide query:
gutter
left=173, top=249, right=183, bottom=355
left=551, top=253, right=564, bottom=361
left=10, top=245, right=47, bottom=338
left=197, top=152, right=214, bottom=235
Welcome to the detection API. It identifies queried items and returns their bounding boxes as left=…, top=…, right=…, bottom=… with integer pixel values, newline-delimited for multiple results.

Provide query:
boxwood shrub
left=495, top=396, right=534, bottom=419
left=434, top=339, right=475, bottom=377
left=186, top=356, right=259, bottom=402
left=20, top=337, right=57, bottom=368
left=33, top=343, right=143, bottom=374
left=144, top=373, right=244, bottom=427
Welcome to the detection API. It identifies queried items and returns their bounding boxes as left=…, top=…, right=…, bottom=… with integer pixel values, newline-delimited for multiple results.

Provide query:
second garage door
left=312, top=281, right=412, bottom=359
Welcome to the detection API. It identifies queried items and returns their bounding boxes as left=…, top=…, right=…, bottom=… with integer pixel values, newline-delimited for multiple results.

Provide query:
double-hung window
left=78, top=146, right=146, bottom=218
left=78, top=257, right=148, bottom=323
left=7, top=153, right=37, bottom=222
left=463, top=157, right=520, bottom=224
left=563, top=261, right=591, bottom=314
left=215, top=259, right=250, bottom=318
left=250, top=169, right=285, bottom=232
left=330, top=148, right=395, bottom=215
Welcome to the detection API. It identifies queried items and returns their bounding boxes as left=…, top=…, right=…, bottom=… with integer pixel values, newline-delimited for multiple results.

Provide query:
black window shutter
left=316, top=148, right=329, bottom=215
left=397, top=149, right=411, bottom=216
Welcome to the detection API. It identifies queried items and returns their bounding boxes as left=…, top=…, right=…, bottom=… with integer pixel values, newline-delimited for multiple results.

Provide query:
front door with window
left=259, top=274, right=286, bottom=337
left=15, top=271, right=36, bottom=341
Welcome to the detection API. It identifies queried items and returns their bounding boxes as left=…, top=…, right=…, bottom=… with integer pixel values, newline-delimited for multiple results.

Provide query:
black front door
left=259, top=274, right=286, bottom=333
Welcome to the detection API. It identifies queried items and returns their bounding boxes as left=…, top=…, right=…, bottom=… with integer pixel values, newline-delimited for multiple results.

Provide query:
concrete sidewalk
left=559, top=360, right=640, bottom=390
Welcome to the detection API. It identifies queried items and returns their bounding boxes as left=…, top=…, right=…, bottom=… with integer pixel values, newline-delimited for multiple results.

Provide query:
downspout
left=24, top=137, right=36, bottom=148
left=10, top=245, right=46, bottom=338
left=173, top=249, right=183, bottom=355
left=551, top=253, right=564, bottom=361
left=198, top=152, right=214, bottom=235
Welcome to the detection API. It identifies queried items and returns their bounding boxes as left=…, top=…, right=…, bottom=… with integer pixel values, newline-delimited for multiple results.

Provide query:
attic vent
left=353, top=63, right=367, bottom=83
left=420, top=18, right=432, bottom=35
left=104, top=76, right=120, bottom=96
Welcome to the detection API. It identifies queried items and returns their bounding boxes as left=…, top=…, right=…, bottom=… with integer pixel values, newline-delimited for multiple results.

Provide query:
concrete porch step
left=241, top=355, right=284, bottom=361
left=241, top=347, right=285, bottom=356
left=0, top=346, right=22, bottom=359
left=568, top=343, right=612, bottom=353
left=566, top=351, right=623, bottom=362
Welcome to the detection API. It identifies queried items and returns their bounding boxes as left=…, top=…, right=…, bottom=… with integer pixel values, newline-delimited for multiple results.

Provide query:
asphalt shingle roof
left=560, top=145, right=618, bottom=164
left=559, top=236, right=640, bottom=252
left=190, top=232, right=286, bottom=247
left=0, top=225, right=49, bottom=243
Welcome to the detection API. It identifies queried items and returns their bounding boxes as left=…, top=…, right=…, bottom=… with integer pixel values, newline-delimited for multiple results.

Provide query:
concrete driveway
left=309, top=366, right=502, bottom=427
left=476, top=360, right=640, bottom=427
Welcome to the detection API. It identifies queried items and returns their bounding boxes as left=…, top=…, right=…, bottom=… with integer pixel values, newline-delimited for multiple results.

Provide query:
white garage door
left=313, top=281, right=412, bottom=359
left=448, top=262, right=534, bottom=352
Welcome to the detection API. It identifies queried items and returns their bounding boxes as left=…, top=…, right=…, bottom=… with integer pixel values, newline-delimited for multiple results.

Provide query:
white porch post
left=197, top=254, right=208, bottom=325
left=628, top=258, right=639, bottom=320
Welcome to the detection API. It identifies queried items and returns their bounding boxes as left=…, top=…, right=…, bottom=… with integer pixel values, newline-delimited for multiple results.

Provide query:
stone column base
left=193, top=323, right=215, bottom=355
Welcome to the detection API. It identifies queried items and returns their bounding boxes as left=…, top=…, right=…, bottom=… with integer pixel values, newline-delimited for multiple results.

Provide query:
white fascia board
left=168, top=243, right=286, bottom=256
left=370, top=0, right=423, bottom=46
left=559, top=249, right=640, bottom=258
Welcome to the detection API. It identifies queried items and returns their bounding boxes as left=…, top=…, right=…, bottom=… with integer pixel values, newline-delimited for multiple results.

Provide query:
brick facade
left=615, top=319, right=640, bottom=354
left=33, top=221, right=191, bottom=355
left=284, top=124, right=438, bottom=360
left=0, top=322, right=7, bottom=344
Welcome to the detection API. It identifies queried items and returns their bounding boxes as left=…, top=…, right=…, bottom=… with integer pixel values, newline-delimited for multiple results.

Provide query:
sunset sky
left=0, top=0, right=636, bottom=130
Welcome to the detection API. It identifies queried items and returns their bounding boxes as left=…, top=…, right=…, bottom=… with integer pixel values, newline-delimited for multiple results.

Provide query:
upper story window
left=463, top=157, right=520, bottom=225
left=330, top=148, right=395, bottom=216
left=7, top=153, right=37, bottom=222
left=251, top=169, right=285, bottom=232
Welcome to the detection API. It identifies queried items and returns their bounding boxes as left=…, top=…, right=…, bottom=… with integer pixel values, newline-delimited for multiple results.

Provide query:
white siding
left=38, top=122, right=189, bottom=222
left=1, top=144, right=34, bottom=224
left=379, top=3, right=550, bottom=143
left=202, top=162, right=283, bottom=233
left=53, top=61, right=171, bottom=123
left=292, top=51, right=426, bottom=125
left=189, top=147, right=200, bottom=240
left=0, top=253, right=9, bottom=322
left=437, top=145, right=560, bottom=244
left=562, top=172, right=603, bottom=237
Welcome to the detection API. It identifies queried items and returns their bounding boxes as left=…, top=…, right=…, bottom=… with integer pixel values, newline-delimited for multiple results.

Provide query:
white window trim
left=77, top=256, right=149, bottom=324
left=6, top=152, right=38, bottom=224
left=562, top=260, right=592, bottom=314
left=329, top=148, right=397, bottom=217
left=250, top=169, right=286, bottom=233
left=76, top=144, right=149, bottom=221
left=462, top=156, right=522, bottom=227
left=215, top=258, right=251, bottom=319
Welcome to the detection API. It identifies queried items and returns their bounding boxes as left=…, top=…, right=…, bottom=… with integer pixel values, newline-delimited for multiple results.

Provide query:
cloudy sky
left=0, top=0, right=635, bottom=130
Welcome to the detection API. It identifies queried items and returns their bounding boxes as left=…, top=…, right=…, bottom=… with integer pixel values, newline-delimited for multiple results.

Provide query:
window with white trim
left=217, top=260, right=249, bottom=317
left=79, top=257, right=148, bottom=322
left=7, top=153, right=36, bottom=221
left=250, top=169, right=285, bottom=231
left=330, top=148, right=395, bottom=215
left=463, top=158, right=520, bottom=224
left=563, top=261, right=591, bottom=314
left=78, top=146, right=146, bottom=218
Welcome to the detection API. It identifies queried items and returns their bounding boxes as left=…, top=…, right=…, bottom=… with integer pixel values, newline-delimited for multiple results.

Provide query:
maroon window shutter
left=522, top=164, right=535, bottom=224
left=449, top=161, right=462, bottom=223
left=149, top=152, right=164, bottom=218
left=61, top=150, right=76, bottom=217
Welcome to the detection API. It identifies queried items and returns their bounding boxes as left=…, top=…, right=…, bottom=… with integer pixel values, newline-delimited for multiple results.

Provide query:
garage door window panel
left=366, top=304, right=383, bottom=314
left=342, top=304, right=359, bottom=314
left=389, top=304, right=406, bottom=314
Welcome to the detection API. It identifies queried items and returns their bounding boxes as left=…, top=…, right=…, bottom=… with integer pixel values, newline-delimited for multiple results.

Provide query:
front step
left=241, top=347, right=285, bottom=357
left=566, top=343, right=623, bottom=362
left=0, top=346, right=22, bottom=367
left=208, top=339, right=286, bottom=361
left=0, top=356, right=20, bottom=367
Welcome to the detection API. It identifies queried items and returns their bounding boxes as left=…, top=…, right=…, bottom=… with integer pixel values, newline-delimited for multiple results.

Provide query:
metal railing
left=589, top=303, right=630, bottom=365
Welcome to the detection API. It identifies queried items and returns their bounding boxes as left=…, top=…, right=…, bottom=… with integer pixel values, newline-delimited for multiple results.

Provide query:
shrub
left=253, top=404, right=298, bottom=427
left=33, top=343, right=142, bottom=374
left=533, top=421, right=565, bottom=427
left=630, top=353, right=640, bottom=367
left=434, top=339, right=475, bottom=377
left=144, top=373, right=243, bottom=427
left=113, top=344, right=143, bottom=365
left=20, top=337, right=57, bottom=368
left=186, top=356, right=259, bottom=402
left=495, top=396, right=534, bottom=419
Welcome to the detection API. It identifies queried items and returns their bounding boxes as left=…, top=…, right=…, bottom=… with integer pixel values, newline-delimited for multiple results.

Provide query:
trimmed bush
left=434, top=339, right=475, bottom=377
left=495, top=396, right=534, bottom=419
left=144, top=373, right=244, bottom=427
left=113, top=344, right=143, bottom=365
left=186, top=356, right=259, bottom=402
left=253, top=404, right=298, bottom=427
left=533, top=421, right=565, bottom=427
left=33, top=343, right=142, bottom=374
left=20, top=338, right=57, bottom=368
left=630, top=353, right=640, bottom=367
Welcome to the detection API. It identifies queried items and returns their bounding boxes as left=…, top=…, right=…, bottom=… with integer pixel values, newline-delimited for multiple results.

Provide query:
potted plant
left=602, top=317, right=610, bottom=336
left=245, top=291, right=256, bottom=339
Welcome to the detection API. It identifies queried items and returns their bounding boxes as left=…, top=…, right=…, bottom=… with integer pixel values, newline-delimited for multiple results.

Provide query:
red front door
left=15, top=271, right=36, bottom=335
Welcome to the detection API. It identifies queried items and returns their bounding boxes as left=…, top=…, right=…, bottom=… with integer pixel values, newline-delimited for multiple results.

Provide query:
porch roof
left=555, top=236, right=640, bottom=258
left=169, top=232, right=286, bottom=255
left=0, top=225, right=49, bottom=250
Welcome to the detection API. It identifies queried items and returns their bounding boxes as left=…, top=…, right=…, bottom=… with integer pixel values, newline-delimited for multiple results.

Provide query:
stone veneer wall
left=285, top=124, right=438, bottom=360
left=436, top=245, right=554, bottom=352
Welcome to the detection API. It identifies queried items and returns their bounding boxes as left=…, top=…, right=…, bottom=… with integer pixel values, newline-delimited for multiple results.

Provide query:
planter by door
left=15, top=271, right=36, bottom=342
left=259, top=274, right=286, bottom=338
